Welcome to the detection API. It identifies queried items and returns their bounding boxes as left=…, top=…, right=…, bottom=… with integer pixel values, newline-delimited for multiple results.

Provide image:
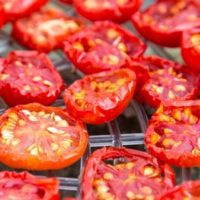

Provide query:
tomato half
left=63, top=21, right=146, bottom=74
left=0, top=0, right=48, bottom=21
left=159, top=181, right=200, bottom=200
left=74, top=0, right=142, bottom=23
left=132, top=0, right=200, bottom=47
left=145, top=100, right=200, bottom=167
left=82, top=147, right=175, bottom=200
left=129, top=56, right=199, bottom=108
left=0, top=50, right=64, bottom=106
left=0, top=103, right=88, bottom=170
left=64, top=69, right=136, bottom=124
left=0, top=171, right=59, bottom=200
left=181, top=27, right=200, bottom=72
left=12, top=8, right=85, bottom=52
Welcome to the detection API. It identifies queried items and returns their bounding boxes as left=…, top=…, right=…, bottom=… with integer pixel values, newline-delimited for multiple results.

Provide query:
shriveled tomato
left=63, top=21, right=146, bottom=74
left=132, top=0, right=200, bottom=47
left=0, top=103, right=88, bottom=170
left=0, top=0, right=48, bottom=21
left=159, top=181, right=200, bottom=199
left=0, top=171, right=59, bottom=200
left=129, top=56, right=199, bottom=108
left=64, top=69, right=136, bottom=124
left=0, top=50, right=64, bottom=106
left=74, top=0, right=142, bottom=23
left=145, top=100, right=200, bottom=167
left=181, top=27, right=200, bottom=72
left=12, top=8, right=85, bottom=52
left=82, top=147, right=175, bottom=200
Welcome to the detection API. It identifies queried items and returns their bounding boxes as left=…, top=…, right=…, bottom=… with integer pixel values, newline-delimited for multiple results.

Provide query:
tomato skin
left=1, top=0, right=48, bottom=21
left=0, top=171, right=59, bottom=200
left=12, top=8, right=85, bottom=52
left=63, top=69, right=136, bottom=124
left=82, top=147, right=175, bottom=200
left=145, top=100, right=200, bottom=167
left=0, top=103, right=88, bottom=170
left=181, top=27, right=200, bottom=72
left=0, top=50, right=64, bottom=106
left=74, top=0, right=142, bottom=23
left=132, top=0, right=200, bottom=47
left=0, top=5, right=5, bottom=27
left=159, top=181, right=200, bottom=200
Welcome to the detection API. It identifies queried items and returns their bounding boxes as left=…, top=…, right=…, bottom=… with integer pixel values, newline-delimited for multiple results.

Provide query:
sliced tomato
left=159, top=181, right=200, bottom=199
left=132, top=0, right=200, bottom=47
left=0, top=171, right=59, bottom=200
left=82, top=147, right=175, bottom=200
left=12, top=8, right=85, bottom=52
left=63, top=69, right=136, bottom=124
left=63, top=21, right=146, bottom=74
left=0, top=103, right=88, bottom=170
left=181, top=27, right=200, bottom=72
left=145, top=100, right=200, bottom=167
left=74, top=0, right=142, bottom=23
left=0, top=0, right=48, bottom=21
left=130, top=56, right=199, bottom=108
left=0, top=50, right=64, bottom=106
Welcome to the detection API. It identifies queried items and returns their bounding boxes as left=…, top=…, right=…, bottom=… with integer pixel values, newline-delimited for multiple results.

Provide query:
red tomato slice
left=130, top=56, right=199, bottom=108
left=82, top=147, right=175, bottom=200
left=63, top=69, right=136, bottom=124
left=63, top=21, right=146, bottom=74
left=181, top=27, right=200, bottom=72
left=0, top=0, right=48, bottom=21
left=0, top=171, right=59, bottom=200
left=159, top=181, right=200, bottom=200
left=0, top=103, right=88, bottom=170
left=0, top=50, right=64, bottom=106
left=74, top=0, right=142, bottom=23
left=132, top=0, right=200, bottom=47
left=12, top=8, right=85, bottom=52
left=145, top=100, right=200, bottom=167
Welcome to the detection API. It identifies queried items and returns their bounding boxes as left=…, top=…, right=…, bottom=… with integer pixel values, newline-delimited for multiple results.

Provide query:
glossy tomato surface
left=159, top=181, right=200, bottom=200
left=0, top=50, right=64, bottom=106
left=82, top=147, right=175, bottom=200
left=145, top=100, right=200, bottom=167
left=74, top=0, right=142, bottom=23
left=12, top=8, right=85, bottom=52
left=181, top=27, right=200, bottom=72
left=0, top=171, right=59, bottom=200
left=64, top=69, right=136, bottom=124
left=63, top=21, right=146, bottom=74
left=0, top=0, right=48, bottom=21
left=129, top=56, right=199, bottom=108
left=132, top=0, right=200, bottom=47
left=0, top=103, right=88, bottom=170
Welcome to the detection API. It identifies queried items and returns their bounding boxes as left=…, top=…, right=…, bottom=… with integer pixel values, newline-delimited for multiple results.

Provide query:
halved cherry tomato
left=129, top=56, right=199, bottom=108
left=145, top=100, right=200, bottom=167
left=132, top=0, right=200, bottom=47
left=63, top=21, right=146, bottom=74
left=0, top=50, right=64, bottom=106
left=12, top=8, right=85, bottom=52
left=181, top=27, right=200, bottom=72
left=0, top=171, right=59, bottom=200
left=63, top=69, right=136, bottom=124
left=0, top=103, right=88, bottom=170
left=82, top=147, right=175, bottom=200
left=0, top=0, right=48, bottom=21
left=74, top=0, right=142, bottom=23
left=159, top=181, right=200, bottom=199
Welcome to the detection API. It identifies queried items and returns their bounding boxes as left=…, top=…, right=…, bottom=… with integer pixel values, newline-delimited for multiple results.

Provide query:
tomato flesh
left=0, top=103, right=88, bottom=170
left=82, top=147, right=175, bottom=200
left=12, top=8, right=85, bottom=52
left=64, top=69, right=136, bottom=124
